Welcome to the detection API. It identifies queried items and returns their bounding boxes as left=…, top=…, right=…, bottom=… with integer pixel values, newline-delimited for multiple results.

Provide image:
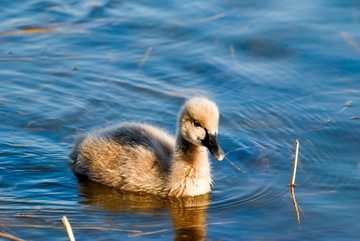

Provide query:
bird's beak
left=202, top=131, right=225, bottom=161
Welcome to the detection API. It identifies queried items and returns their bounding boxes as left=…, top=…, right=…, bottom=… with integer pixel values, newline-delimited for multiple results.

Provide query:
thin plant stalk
left=62, top=216, right=75, bottom=241
left=290, top=140, right=300, bottom=187
left=0, top=232, right=24, bottom=241
left=138, top=47, right=152, bottom=72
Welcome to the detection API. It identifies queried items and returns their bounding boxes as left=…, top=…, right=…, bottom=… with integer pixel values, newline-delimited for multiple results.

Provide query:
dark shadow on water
left=77, top=180, right=210, bottom=241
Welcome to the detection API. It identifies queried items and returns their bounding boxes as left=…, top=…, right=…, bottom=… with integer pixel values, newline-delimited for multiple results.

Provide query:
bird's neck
left=168, top=135, right=212, bottom=197
left=175, top=135, right=209, bottom=165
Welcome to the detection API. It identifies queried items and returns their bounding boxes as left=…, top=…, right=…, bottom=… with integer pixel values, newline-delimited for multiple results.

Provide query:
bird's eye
left=194, top=120, right=202, bottom=127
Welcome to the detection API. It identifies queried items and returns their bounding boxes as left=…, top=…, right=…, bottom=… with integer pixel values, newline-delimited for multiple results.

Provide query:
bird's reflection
left=77, top=180, right=210, bottom=240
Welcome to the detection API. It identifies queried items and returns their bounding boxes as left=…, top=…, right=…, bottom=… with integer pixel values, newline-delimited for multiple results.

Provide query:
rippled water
left=1, top=0, right=360, bottom=240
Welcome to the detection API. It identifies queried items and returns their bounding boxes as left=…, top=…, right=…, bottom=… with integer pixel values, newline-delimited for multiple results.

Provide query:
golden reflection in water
left=290, top=186, right=301, bottom=229
left=77, top=181, right=210, bottom=240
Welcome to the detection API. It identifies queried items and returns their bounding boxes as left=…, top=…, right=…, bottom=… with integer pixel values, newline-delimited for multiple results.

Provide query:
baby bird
left=70, top=97, right=224, bottom=197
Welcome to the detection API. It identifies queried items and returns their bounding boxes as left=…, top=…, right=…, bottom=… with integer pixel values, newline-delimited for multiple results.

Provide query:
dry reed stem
left=224, top=156, right=247, bottom=173
left=62, top=216, right=75, bottom=241
left=1, top=225, right=142, bottom=233
left=299, top=99, right=354, bottom=143
left=138, top=47, right=152, bottom=73
left=71, top=227, right=141, bottom=233
left=171, top=92, right=185, bottom=97
left=223, top=143, right=270, bottom=173
left=340, top=32, right=360, bottom=54
left=0, top=27, right=85, bottom=36
left=196, top=13, right=225, bottom=23
left=331, top=100, right=352, bottom=119
left=0, top=232, right=24, bottom=241
left=179, top=13, right=225, bottom=25
left=129, top=228, right=169, bottom=237
left=290, top=140, right=300, bottom=187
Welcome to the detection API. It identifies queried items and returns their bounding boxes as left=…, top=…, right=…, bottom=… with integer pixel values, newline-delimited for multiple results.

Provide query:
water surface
left=1, top=0, right=360, bottom=240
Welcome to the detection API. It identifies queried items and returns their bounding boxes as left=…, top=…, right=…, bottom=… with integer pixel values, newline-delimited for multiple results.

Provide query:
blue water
left=1, top=0, right=360, bottom=240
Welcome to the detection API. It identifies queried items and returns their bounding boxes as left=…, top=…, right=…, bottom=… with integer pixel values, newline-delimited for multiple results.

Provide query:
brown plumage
left=70, top=97, right=224, bottom=197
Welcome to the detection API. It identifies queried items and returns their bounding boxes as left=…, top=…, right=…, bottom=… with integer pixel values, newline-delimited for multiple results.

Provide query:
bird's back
left=71, top=122, right=175, bottom=195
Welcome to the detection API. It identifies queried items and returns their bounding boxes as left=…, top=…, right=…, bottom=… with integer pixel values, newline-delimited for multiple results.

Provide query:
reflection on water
left=78, top=181, right=210, bottom=240
left=290, top=187, right=301, bottom=227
